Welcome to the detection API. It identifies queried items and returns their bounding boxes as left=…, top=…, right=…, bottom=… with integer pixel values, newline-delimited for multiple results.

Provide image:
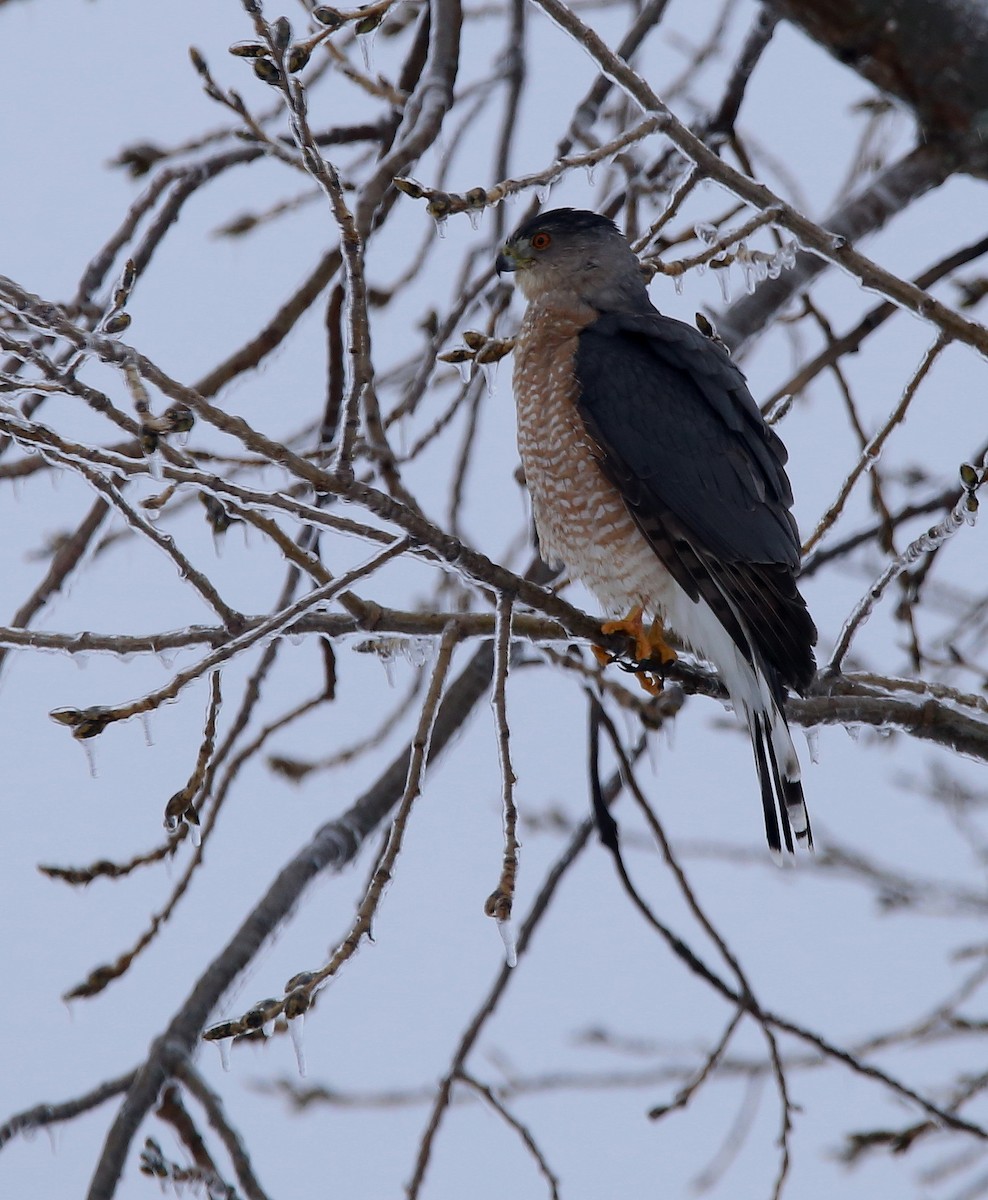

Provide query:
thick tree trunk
left=767, top=0, right=988, bottom=152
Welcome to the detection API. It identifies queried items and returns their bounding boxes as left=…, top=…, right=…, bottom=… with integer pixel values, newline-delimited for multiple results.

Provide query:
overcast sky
left=2, top=1, right=988, bottom=1198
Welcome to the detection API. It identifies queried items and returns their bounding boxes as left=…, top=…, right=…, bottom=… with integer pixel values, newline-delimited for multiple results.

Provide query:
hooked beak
left=495, top=243, right=522, bottom=275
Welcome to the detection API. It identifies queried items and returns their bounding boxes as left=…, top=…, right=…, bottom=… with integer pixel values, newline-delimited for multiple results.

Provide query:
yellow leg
left=601, top=605, right=677, bottom=665
left=596, top=606, right=677, bottom=693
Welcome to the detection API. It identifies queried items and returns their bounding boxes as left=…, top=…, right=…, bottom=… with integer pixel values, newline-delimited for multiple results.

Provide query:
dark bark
left=767, top=0, right=988, bottom=163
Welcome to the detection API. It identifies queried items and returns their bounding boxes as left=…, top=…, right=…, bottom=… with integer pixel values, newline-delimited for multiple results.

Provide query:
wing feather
left=574, top=311, right=817, bottom=692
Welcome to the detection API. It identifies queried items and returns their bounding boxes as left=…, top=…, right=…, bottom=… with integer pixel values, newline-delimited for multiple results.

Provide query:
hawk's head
left=496, top=208, right=649, bottom=312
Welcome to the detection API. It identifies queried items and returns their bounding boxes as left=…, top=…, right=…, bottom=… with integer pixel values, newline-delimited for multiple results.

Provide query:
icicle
left=646, top=730, right=661, bottom=775
left=456, top=359, right=472, bottom=385
left=672, top=273, right=684, bottom=295
left=400, top=638, right=431, bottom=668
left=140, top=712, right=153, bottom=747
left=536, top=183, right=552, bottom=206
left=479, top=360, right=498, bottom=396
left=262, top=1018, right=276, bottom=1039
left=432, top=126, right=447, bottom=165
left=187, top=819, right=202, bottom=848
left=433, top=215, right=448, bottom=239
left=289, top=1014, right=307, bottom=1077
left=803, top=727, right=820, bottom=765
left=584, top=163, right=596, bottom=187
left=467, top=208, right=482, bottom=231
left=740, top=259, right=757, bottom=295
left=716, top=266, right=732, bottom=304
left=218, top=1039, right=232, bottom=1072
left=778, top=241, right=797, bottom=272
left=80, top=739, right=98, bottom=779
left=356, top=26, right=377, bottom=73
left=394, top=415, right=408, bottom=457
left=694, top=222, right=718, bottom=245
left=497, top=918, right=518, bottom=968
left=73, top=652, right=89, bottom=671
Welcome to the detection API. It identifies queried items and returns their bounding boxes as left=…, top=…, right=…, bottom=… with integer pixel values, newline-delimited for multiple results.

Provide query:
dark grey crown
left=508, top=208, right=621, bottom=244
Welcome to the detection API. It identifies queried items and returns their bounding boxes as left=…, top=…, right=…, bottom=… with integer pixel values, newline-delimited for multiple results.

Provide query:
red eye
left=531, top=231, right=552, bottom=250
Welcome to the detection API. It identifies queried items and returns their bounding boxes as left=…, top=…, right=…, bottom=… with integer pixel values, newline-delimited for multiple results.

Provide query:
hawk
left=495, top=208, right=817, bottom=855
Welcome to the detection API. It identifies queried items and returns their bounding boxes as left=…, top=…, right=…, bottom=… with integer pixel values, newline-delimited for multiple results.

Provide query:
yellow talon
left=637, top=672, right=663, bottom=696
left=591, top=644, right=612, bottom=667
left=601, top=605, right=677, bottom=666
left=597, top=606, right=677, bottom=693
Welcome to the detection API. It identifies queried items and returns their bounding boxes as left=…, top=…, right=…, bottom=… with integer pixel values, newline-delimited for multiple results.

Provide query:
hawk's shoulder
left=572, top=308, right=816, bottom=693
left=574, top=310, right=799, bottom=567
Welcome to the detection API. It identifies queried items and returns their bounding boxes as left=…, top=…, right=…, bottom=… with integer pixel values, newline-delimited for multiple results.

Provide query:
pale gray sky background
left=2, top=1, right=987, bottom=1197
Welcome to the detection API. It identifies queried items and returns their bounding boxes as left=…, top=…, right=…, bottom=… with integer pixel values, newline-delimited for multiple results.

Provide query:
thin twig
left=520, top=0, right=985, bottom=357
left=175, top=1063, right=271, bottom=1200
left=828, top=475, right=982, bottom=672
left=86, top=628, right=503, bottom=1200
left=648, top=1008, right=744, bottom=1119
left=254, top=621, right=461, bottom=1021
left=0, top=1072, right=137, bottom=1149
left=593, top=700, right=794, bottom=1194
left=484, top=591, right=519, bottom=961
left=588, top=701, right=986, bottom=1149
left=803, top=334, right=949, bottom=555
left=49, top=538, right=411, bottom=738
left=456, top=1071, right=560, bottom=1199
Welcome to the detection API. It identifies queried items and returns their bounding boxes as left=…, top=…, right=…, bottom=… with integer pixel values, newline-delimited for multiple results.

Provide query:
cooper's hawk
left=496, top=208, right=817, bottom=856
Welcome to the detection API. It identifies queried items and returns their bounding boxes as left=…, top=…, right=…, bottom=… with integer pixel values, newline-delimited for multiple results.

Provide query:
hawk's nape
left=498, top=207, right=817, bottom=856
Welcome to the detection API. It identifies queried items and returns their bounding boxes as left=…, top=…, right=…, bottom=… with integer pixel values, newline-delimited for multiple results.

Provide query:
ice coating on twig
left=497, top=918, right=518, bottom=968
